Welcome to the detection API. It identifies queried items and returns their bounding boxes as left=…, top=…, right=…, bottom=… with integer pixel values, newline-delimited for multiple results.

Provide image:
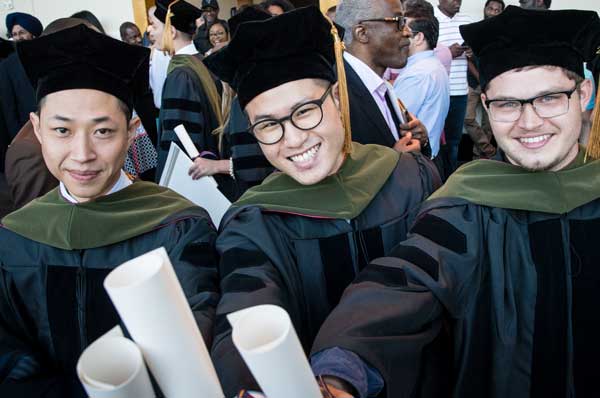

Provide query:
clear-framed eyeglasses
left=484, top=86, right=578, bottom=123
left=249, top=85, right=333, bottom=145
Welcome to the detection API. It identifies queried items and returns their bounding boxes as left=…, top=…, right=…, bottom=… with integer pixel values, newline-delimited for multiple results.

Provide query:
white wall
left=1, top=0, right=598, bottom=39
left=0, top=0, right=134, bottom=38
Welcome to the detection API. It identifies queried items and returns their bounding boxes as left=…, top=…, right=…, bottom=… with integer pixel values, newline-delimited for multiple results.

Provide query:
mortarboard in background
left=155, top=0, right=203, bottom=35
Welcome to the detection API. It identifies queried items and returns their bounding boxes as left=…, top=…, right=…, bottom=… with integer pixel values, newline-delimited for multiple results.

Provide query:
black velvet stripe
left=353, top=261, right=408, bottom=287
left=528, top=219, right=568, bottom=398
left=568, top=218, right=600, bottom=396
left=319, top=234, right=356, bottom=308
left=214, top=313, right=230, bottom=337
left=221, top=274, right=266, bottom=294
left=162, top=98, right=204, bottom=112
left=360, top=227, right=385, bottom=271
left=162, top=120, right=205, bottom=132
left=85, top=268, right=120, bottom=347
left=230, top=132, right=259, bottom=145
left=412, top=214, right=467, bottom=254
left=389, top=244, right=439, bottom=281
left=233, top=156, right=272, bottom=170
left=181, top=242, right=218, bottom=268
left=45, top=266, right=79, bottom=373
left=220, top=248, right=270, bottom=276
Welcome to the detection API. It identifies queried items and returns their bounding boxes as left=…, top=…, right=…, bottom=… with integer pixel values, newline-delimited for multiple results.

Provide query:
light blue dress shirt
left=393, top=50, right=450, bottom=157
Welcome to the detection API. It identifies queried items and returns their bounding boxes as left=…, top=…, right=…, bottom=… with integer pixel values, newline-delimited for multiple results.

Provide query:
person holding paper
left=311, top=6, right=600, bottom=398
left=203, top=6, right=441, bottom=397
left=153, top=0, right=223, bottom=181
left=0, top=25, right=219, bottom=398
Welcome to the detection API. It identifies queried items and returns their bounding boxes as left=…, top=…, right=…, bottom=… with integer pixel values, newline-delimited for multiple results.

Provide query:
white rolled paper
left=77, top=329, right=155, bottom=398
left=104, top=247, right=224, bottom=398
left=228, top=305, right=321, bottom=398
left=174, top=124, right=200, bottom=159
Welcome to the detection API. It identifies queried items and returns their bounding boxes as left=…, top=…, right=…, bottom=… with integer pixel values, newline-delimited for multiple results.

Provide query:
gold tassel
left=161, top=0, right=181, bottom=56
left=326, top=16, right=353, bottom=154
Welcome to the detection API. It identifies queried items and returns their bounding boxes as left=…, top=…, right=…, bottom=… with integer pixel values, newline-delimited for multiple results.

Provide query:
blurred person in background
left=5, top=12, right=42, bottom=41
left=120, top=21, right=143, bottom=45
left=194, top=0, right=228, bottom=55
left=463, top=0, right=504, bottom=159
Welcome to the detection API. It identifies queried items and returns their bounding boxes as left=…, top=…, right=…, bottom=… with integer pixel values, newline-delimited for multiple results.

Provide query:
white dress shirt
left=344, top=52, right=400, bottom=140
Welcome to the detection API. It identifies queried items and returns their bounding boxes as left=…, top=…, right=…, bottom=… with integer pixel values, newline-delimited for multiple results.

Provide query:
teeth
left=290, top=144, right=320, bottom=163
left=519, top=135, right=550, bottom=144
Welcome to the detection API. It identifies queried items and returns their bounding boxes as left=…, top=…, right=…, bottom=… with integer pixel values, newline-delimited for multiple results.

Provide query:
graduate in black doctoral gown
left=0, top=24, right=219, bottom=397
left=311, top=6, right=600, bottom=398
left=202, top=6, right=441, bottom=397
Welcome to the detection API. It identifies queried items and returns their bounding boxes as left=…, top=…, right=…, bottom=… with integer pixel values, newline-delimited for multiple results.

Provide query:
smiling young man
left=311, top=6, right=600, bottom=397
left=203, top=6, right=440, bottom=397
left=0, top=25, right=218, bottom=397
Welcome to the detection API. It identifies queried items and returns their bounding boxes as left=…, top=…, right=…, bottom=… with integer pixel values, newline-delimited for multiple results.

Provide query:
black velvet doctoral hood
left=17, top=24, right=149, bottom=109
left=461, top=6, right=600, bottom=89
left=204, top=6, right=336, bottom=109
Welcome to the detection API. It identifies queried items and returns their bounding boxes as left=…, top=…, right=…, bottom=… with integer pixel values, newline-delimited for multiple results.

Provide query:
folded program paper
left=77, top=326, right=155, bottom=397
left=159, top=142, right=231, bottom=226
left=228, top=305, right=321, bottom=398
left=104, top=247, right=224, bottom=398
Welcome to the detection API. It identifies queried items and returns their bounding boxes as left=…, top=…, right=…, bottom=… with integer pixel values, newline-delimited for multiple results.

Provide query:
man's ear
left=127, top=116, right=140, bottom=147
left=30, top=112, right=42, bottom=143
left=578, top=78, right=593, bottom=111
left=354, top=24, right=369, bottom=44
left=331, top=82, right=341, bottom=109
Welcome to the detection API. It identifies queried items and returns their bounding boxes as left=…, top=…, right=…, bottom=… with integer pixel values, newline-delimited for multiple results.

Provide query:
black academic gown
left=312, top=156, right=600, bottom=398
left=212, top=146, right=440, bottom=397
left=0, top=183, right=219, bottom=398
left=0, top=53, right=35, bottom=141
left=156, top=53, right=221, bottom=180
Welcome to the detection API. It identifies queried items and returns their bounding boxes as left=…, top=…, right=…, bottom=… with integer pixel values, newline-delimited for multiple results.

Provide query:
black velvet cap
left=0, top=38, right=14, bottom=60
left=154, top=0, right=202, bottom=35
left=228, top=6, right=271, bottom=38
left=461, top=6, right=600, bottom=89
left=204, top=6, right=336, bottom=109
left=17, top=24, right=150, bottom=109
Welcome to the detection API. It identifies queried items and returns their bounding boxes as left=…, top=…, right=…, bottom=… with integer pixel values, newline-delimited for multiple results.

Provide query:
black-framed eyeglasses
left=359, top=16, right=407, bottom=31
left=249, top=85, right=333, bottom=145
left=484, top=86, right=578, bottom=122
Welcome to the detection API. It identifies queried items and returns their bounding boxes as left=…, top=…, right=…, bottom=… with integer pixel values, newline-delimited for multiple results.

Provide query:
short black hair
left=119, top=22, right=139, bottom=40
left=485, top=0, right=505, bottom=10
left=404, top=0, right=434, bottom=19
left=70, top=10, right=105, bottom=34
left=408, top=17, right=439, bottom=50
left=543, top=0, right=552, bottom=8
left=262, top=0, right=295, bottom=13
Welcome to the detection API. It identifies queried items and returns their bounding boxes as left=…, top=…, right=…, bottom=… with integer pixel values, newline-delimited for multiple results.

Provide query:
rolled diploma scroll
left=174, top=124, right=200, bottom=159
left=77, top=326, right=155, bottom=397
left=104, top=247, right=224, bottom=398
left=228, top=305, right=321, bottom=398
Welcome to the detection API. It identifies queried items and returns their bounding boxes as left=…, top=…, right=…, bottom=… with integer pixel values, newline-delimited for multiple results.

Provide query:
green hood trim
left=429, top=148, right=600, bottom=214
left=233, top=143, right=399, bottom=219
left=1, top=182, right=198, bottom=250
